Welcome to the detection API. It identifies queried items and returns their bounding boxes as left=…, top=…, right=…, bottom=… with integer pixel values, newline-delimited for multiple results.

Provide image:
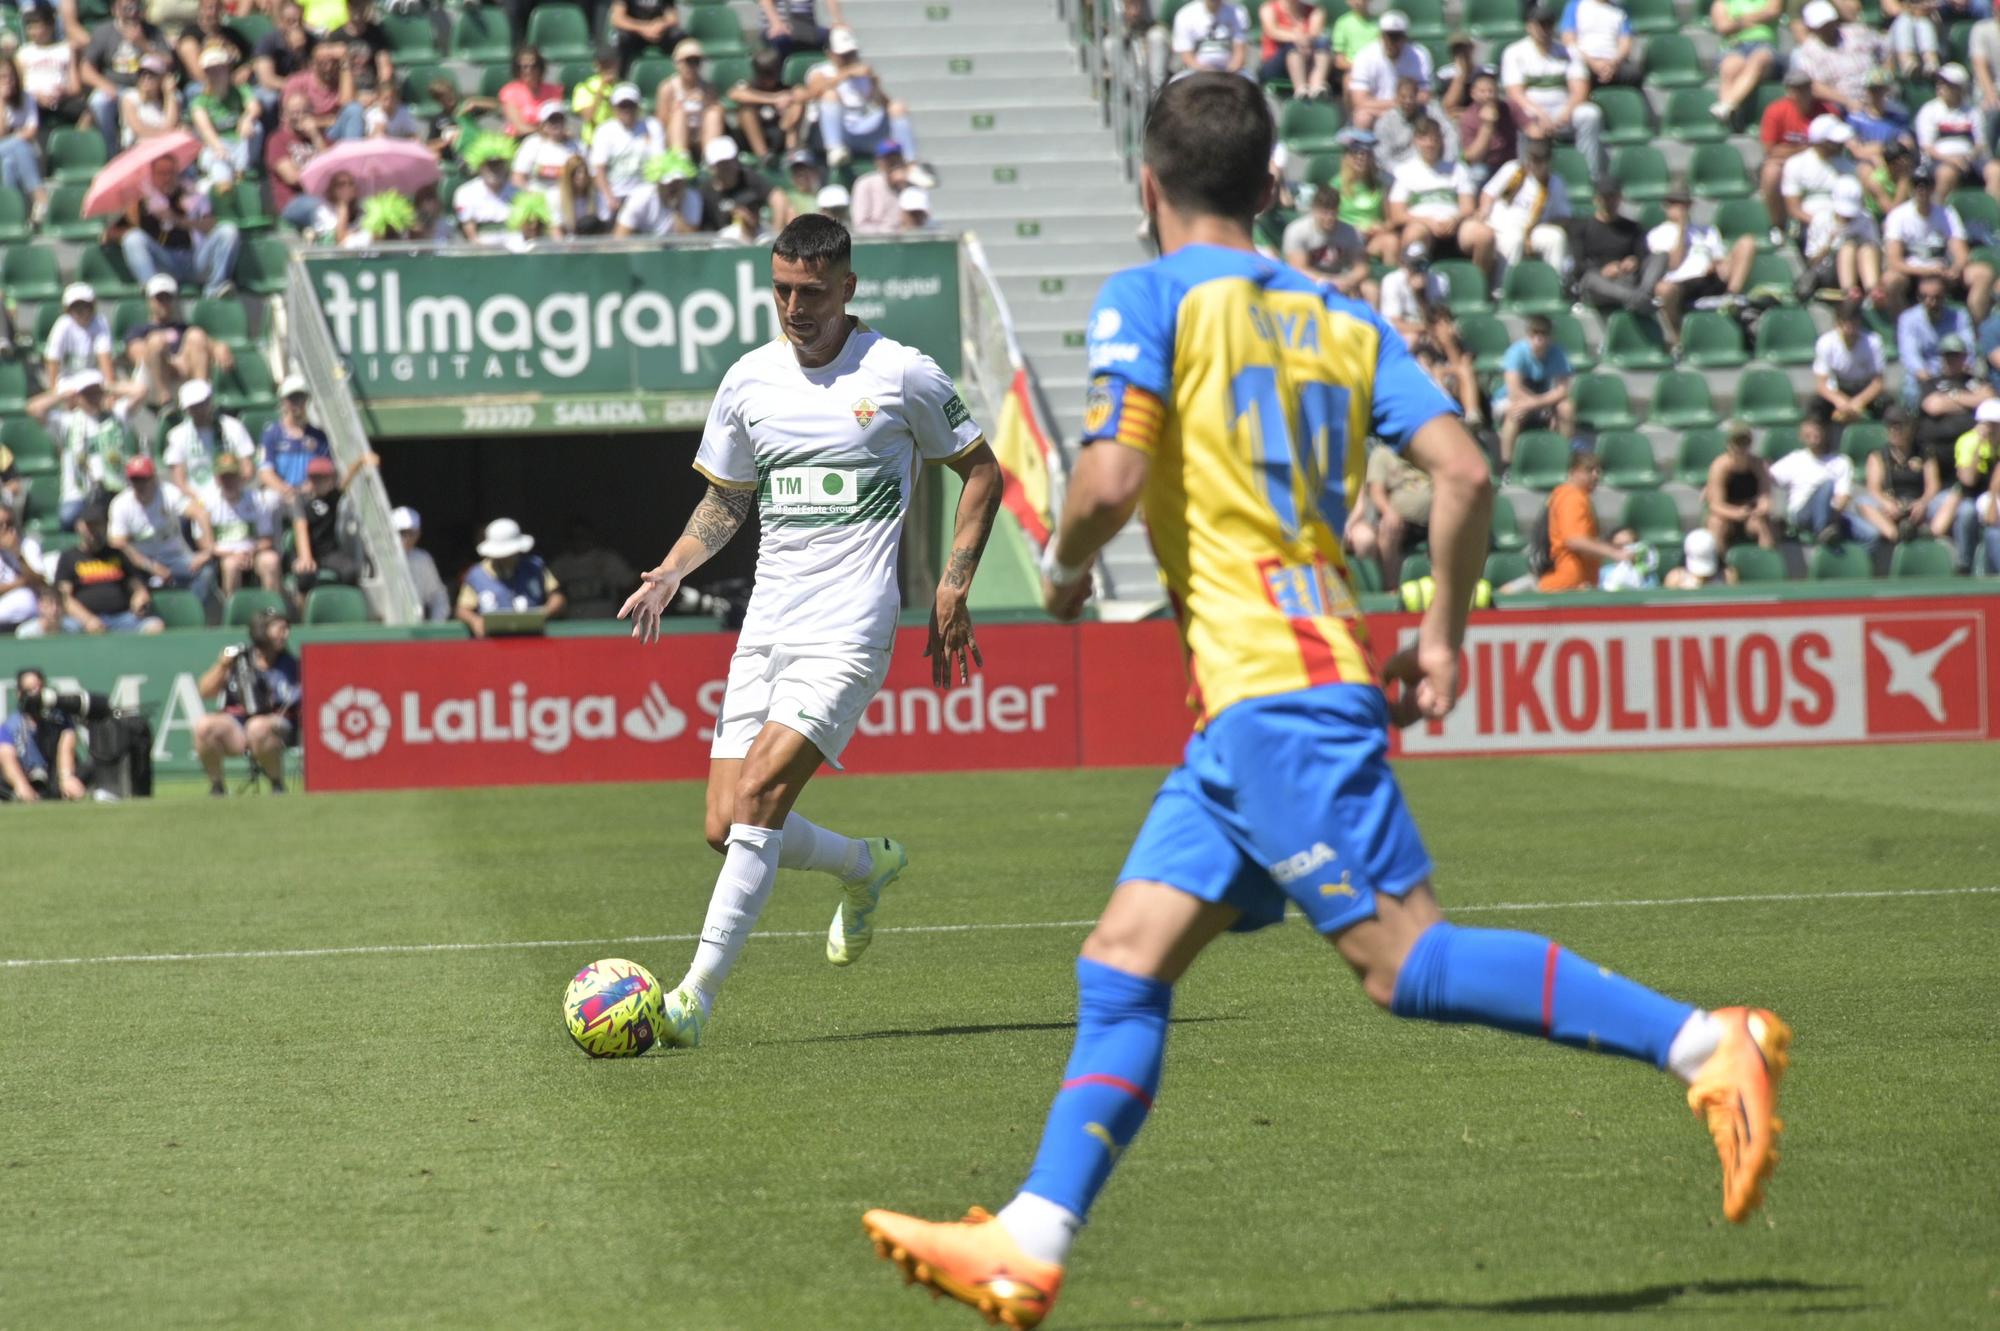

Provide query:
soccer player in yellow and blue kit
left=864, top=74, right=1791, bottom=1330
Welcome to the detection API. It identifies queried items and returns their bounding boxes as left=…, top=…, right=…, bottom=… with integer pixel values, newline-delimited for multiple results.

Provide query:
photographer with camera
left=192, top=607, right=301, bottom=797
left=1, top=668, right=91, bottom=803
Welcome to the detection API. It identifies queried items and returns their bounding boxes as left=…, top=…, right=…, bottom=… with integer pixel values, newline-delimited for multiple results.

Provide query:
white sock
left=996, top=1192, right=1081, bottom=1267
left=779, top=811, right=868, bottom=881
left=1666, top=1009, right=1723, bottom=1084
left=682, top=823, right=783, bottom=1018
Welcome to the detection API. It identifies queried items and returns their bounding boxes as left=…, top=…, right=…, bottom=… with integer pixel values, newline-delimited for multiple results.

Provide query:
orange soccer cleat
left=1686, top=1006, right=1793, bottom=1223
left=863, top=1206, right=1065, bottom=1329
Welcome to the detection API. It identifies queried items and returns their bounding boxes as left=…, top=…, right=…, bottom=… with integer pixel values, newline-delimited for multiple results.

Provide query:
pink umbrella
left=301, top=140, right=442, bottom=202
left=82, top=130, right=202, bottom=218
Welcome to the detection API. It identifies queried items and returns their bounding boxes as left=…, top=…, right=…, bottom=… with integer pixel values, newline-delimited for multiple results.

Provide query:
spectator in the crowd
left=193, top=606, right=300, bottom=797
left=329, top=0, right=393, bottom=92
left=656, top=37, right=730, bottom=159
left=1710, top=0, right=1783, bottom=123
left=353, top=189, right=417, bottom=244
left=163, top=376, right=254, bottom=500
left=1568, top=179, right=1657, bottom=314
left=512, top=101, right=583, bottom=210
left=1455, top=64, right=1516, bottom=192
left=1704, top=419, right=1779, bottom=554
left=292, top=449, right=376, bottom=594
left=1759, top=66, right=1836, bottom=239
left=302, top=167, right=362, bottom=245
left=1890, top=0, right=1944, bottom=79
left=1438, top=30, right=1480, bottom=113
left=570, top=45, right=623, bottom=146
left=499, top=44, right=560, bottom=138
left=1857, top=405, right=1941, bottom=545
left=1171, top=0, right=1251, bottom=75
left=202, top=452, right=284, bottom=601
left=1916, top=331, right=1992, bottom=462
left=1849, top=65, right=1913, bottom=158
left=1782, top=114, right=1855, bottom=237
left=258, top=373, right=332, bottom=502
left=1493, top=314, right=1575, bottom=468
left=760, top=0, right=847, bottom=57
left=108, top=455, right=215, bottom=604
left=1283, top=184, right=1371, bottom=299
left=189, top=43, right=260, bottom=188
left=590, top=83, right=662, bottom=218
left=731, top=48, right=804, bottom=159
left=1415, top=307, right=1483, bottom=426
left=612, top=0, right=687, bottom=69
left=118, top=52, right=181, bottom=148
left=1259, top=0, right=1332, bottom=98
left=457, top=517, right=566, bottom=638
left=614, top=149, right=702, bottom=236
left=1664, top=526, right=1724, bottom=588
left=365, top=74, right=418, bottom=140
left=1106, top=0, right=1172, bottom=91
left=549, top=520, right=639, bottom=620
left=122, top=155, right=241, bottom=298
left=1329, top=0, right=1377, bottom=94
left=0, top=56, right=49, bottom=222
left=1932, top=395, right=2000, bottom=568
left=1900, top=273, right=1979, bottom=384
left=1649, top=188, right=1757, bottom=353
left=1861, top=137, right=1918, bottom=220
left=0, top=509, right=46, bottom=636
left=1501, top=3, right=1604, bottom=185
left=282, top=38, right=362, bottom=142
left=48, top=507, right=164, bottom=634
left=554, top=158, right=609, bottom=238
left=1559, top=0, right=1636, bottom=88
left=1378, top=239, right=1446, bottom=342
left=1916, top=62, right=2000, bottom=201
left=1334, top=129, right=1401, bottom=265
left=410, top=183, right=453, bottom=244
left=253, top=0, right=316, bottom=106
left=0, top=668, right=88, bottom=802
left=19, top=5, right=89, bottom=136
left=1476, top=139, right=1570, bottom=277
left=174, top=0, right=251, bottom=86
left=0, top=444, right=18, bottom=525
left=814, top=182, right=851, bottom=224
left=453, top=134, right=519, bottom=242
left=1771, top=412, right=1872, bottom=545
left=1536, top=448, right=1632, bottom=591
left=13, top=588, right=66, bottom=640
left=506, top=189, right=554, bottom=249
left=265, top=91, right=329, bottom=231
left=1348, top=11, right=1429, bottom=131
left=782, top=148, right=825, bottom=216
left=701, top=135, right=790, bottom=230
left=1799, top=175, right=1885, bottom=304
left=391, top=506, right=450, bottom=621
left=850, top=139, right=915, bottom=235
left=897, top=185, right=931, bottom=232
left=1375, top=73, right=1458, bottom=170
left=81, top=0, right=171, bottom=157
left=813, top=29, right=916, bottom=169
left=425, top=77, right=498, bottom=165
left=1790, top=0, right=1883, bottom=116
left=1814, top=299, right=1888, bottom=424
left=1596, top=526, right=1661, bottom=590
left=43, top=282, right=116, bottom=389
left=28, top=370, right=135, bottom=530
left=1364, top=440, right=1433, bottom=585
left=1972, top=13, right=2000, bottom=154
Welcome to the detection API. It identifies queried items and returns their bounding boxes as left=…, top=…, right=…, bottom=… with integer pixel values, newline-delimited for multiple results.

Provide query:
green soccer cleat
left=826, top=838, right=907, bottom=967
left=660, top=984, right=706, bottom=1049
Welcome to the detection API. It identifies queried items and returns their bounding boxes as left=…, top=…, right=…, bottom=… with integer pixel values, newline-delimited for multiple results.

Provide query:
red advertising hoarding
left=304, top=597, right=1999, bottom=791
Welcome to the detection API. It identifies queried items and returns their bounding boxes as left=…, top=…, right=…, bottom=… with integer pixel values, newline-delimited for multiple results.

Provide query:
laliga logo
left=320, top=686, right=391, bottom=759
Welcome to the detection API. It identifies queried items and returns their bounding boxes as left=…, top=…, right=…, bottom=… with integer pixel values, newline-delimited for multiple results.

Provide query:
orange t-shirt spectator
left=1538, top=451, right=1631, bottom=591
left=501, top=47, right=564, bottom=136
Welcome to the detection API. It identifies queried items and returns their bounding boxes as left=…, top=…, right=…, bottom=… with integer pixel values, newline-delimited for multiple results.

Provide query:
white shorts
left=709, top=641, right=892, bottom=768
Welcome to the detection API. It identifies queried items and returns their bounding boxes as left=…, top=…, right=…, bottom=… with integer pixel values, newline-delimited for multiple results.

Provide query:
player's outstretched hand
left=925, top=591, right=982, bottom=688
left=618, top=566, right=685, bottom=645
left=1381, top=641, right=1461, bottom=727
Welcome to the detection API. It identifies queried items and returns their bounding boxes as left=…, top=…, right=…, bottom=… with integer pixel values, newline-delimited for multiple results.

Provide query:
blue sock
left=1390, top=922, right=1694, bottom=1068
left=1019, top=958, right=1172, bottom=1220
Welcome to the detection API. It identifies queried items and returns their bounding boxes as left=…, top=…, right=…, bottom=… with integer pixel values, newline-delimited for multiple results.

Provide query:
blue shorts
left=1118, top=683, right=1433, bottom=935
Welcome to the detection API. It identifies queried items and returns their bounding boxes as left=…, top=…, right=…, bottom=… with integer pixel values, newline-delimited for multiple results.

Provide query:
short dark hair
left=1527, top=313, right=1553, bottom=335
left=1143, top=72, right=1274, bottom=226
left=772, top=212, right=852, bottom=269
left=1569, top=446, right=1601, bottom=472
left=1836, top=296, right=1864, bottom=323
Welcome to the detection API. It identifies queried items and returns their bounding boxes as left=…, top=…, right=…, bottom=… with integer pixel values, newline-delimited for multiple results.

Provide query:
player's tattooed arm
left=685, top=483, right=756, bottom=555
left=928, top=441, right=1003, bottom=687
left=620, top=482, right=755, bottom=644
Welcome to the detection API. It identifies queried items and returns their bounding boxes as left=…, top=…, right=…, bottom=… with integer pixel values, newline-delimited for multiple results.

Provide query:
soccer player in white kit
left=619, top=214, right=1003, bottom=1048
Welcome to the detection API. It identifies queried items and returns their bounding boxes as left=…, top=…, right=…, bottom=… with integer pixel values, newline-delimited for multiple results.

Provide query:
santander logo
left=317, top=681, right=687, bottom=760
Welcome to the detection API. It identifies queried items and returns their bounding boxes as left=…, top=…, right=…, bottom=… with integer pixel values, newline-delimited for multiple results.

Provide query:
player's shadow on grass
left=786, top=1015, right=1242, bottom=1044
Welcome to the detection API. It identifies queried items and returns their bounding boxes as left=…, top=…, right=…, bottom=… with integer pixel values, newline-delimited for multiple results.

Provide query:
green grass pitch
left=3, top=745, right=1997, bottom=1329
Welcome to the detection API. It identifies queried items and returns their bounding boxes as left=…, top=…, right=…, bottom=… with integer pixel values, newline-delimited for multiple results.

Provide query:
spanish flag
left=987, top=367, right=1057, bottom=549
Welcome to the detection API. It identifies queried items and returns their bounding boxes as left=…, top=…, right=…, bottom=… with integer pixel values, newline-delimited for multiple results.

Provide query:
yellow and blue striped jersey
left=1081, top=243, right=1457, bottom=722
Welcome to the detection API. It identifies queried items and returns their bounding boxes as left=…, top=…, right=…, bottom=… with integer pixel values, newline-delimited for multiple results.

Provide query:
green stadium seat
left=1511, top=431, right=1573, bottom=490
left=305, top=584, right=372, bottom=624
left=1594, top=87, right=1653, bottom=146
left=192, top=298, right=251, bottom=347
left=1254, top=207, right=1295, bottom=254
left=211, top=185, right=273, bottom=233
left=1715, top=196, right=1778, bottom=250
left=233, top=12, right=274, bottom=46
left=1753, top=307, right=1819, bottom=365
left=1676, top=428, right=1725, bottom=485
left=1809, top=543, right=1873, bottom=580
left=1458, top=311, right=1510, bottom=373
left=47, top=127, right=109, bottom=186
left=477, top=60, right=514, bottom=98
left=710, top=56, right=753, bottom=101
left=1746, top=250, right=1799, bottom=297
left=1663, top=89, right=1727, bottom=143
left=1602, top=310, right=1672, bottom=369
left=1611, top=144, right=1670, bottom=200
left=1643, top=34, right=1705, bottom=89
left=1, top=418, right=56, bottom=467
left=685, top=7, right=748, bottom=52
left=1891, top=539, right=1957, bottom=578
left=1396, top=0, right=1449, bottom=39
left=76, top=243, right=140, bottom=299
left=1401, top=552, right=1433, bottom=582
left=1756, top=425, right=1801, bottom=463
left=1625, top=0, right=1679, bottom=33
left=216, top=350, right=278, bottom=412
left=1, top=243, right=63, bottom=303
left=1435, top=259, right=1493, bottom=315
left=43, top=182, right=103, bottom=240
left=108, top=298, right=148, bottom=344
left=1499, top=260, right=1564, bottom=314
left=1348, top=555, right=1384, bottom=593
left=1598, top=430, right=1664, bottom=488
left=236, top=235, right=291, bottom=297
left=0, top=362, right=30, bottom=415
left=1484, top=549, right=1529, bottom=585
left=149, top=587, right=207, bottom=629
left=1838, top=421, right=1887, bottom=468
left=398, top=61, right=448, bottom=119
left=1744, top=365, right=1808, bottom=421
left=1680, top=310, right=1749, bottom=368
left=1490, top=495, right=1524, bottom=551
left=1553, top=146, right=1594, bottom=208
left=1466, top=0, right=1525, bottom=42
left=1549, top=309, right=1596, bottom=372
left=1726, top=543, right=1787, bottom=582
left=0, top=186, right=28, bottom=243
left=1279, top=98, right=1344, bottom=155
left=1745, top=79, right=1787, bottom=126
left=1949, top=189, right=2000, bottom=242
left=1621, top=489, right=1684, bottom=546
left=1652, top=371, right=1719, bottom=429
left=1690, top=143, right=1754, bottom=199
left=450, top=5, right=514, bottom=61
left=382, top=12, right=440, bottom=61
left=776, top=52, right=818, bottom=88
left=32, top=301, right=62, bottom=347
left=1573, top=373, right=1637, bottom=430
left=224, top=587, right=287, bottom=627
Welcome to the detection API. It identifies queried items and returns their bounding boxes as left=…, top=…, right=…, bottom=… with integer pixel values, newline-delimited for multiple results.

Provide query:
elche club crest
left=851, top=397, right=878, bottom=429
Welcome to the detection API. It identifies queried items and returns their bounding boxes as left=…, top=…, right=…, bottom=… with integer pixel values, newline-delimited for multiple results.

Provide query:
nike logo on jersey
left=747, top=415, right=772, bottom=429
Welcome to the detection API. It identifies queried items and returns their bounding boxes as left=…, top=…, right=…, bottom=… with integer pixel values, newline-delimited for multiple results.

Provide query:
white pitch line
left=3, top=885, right=1995, bottom=971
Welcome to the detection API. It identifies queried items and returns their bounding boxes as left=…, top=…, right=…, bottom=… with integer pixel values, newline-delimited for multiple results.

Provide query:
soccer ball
left=563, top=958, right=665, bottom=1058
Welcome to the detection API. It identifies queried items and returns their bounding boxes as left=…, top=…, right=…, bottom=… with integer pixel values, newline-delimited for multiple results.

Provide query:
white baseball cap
left=1939, top=62, right=1970, bottom=87
left=391, top=505, right=421, bottom=533
left=1831, top=176, right=1864, bottom=217
left=816, top=183, right=851, bottom=209
left=1801, top=0, right=1839, bottom=28
left=279, top=372, right=310, bottom=398
left=178, top=378, right=213, bottom=409
left=1682, top=528, right=1719, bottom=579
left=1976, top=398, right=2000, bottom=424
left=610, top=81, right=641, bottom=106
left=62, top=281, right=95, bottom=306
left=898, top=185, right=931, bottom=212
left=703, top=136, right=739, bottom=165
left=1379, top=10, right=1410, bottom=33
left=1807, top=114, right=1852, bottom=145
left=63, top=369, right=105, bottom=393
left=828, top=27, right=859, bottom=55
left=144, top=273, right=179, bottom=298
left=538, top=99, right=567, bottom=122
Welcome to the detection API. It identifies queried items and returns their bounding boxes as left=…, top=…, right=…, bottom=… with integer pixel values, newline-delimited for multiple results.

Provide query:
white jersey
left=695, top=323, right=983, bottom=651
left=206, top=485, right=278, bottom=553
left=162, top=413, right=257, bottom=501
